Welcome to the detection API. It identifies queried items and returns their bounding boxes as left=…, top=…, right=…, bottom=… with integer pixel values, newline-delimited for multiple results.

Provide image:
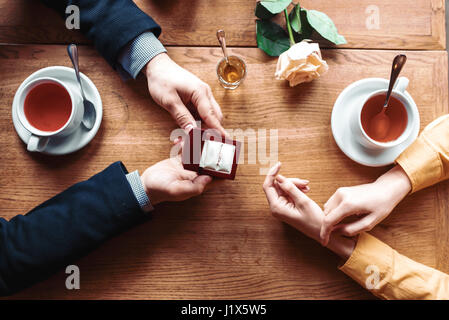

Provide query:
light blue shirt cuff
left=117, top=31, right=167, bottom=80
left=125, top=170, right=154, bottom=213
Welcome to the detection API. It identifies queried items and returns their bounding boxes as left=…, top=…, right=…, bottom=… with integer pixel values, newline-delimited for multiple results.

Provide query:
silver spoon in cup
left=216, top=30, right=239, bottom=82
left=67, top=43, right=96, bottom=130
left=371, top=54, right=407, bottom=140
left=216, top=29, right=229, bottom=64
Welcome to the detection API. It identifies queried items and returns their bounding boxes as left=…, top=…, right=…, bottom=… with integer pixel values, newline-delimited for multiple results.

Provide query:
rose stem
left=284, top=8, right=295, bottom=47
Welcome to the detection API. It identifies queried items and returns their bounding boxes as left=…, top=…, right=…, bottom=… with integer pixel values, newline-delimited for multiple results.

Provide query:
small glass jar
left=216, top=55, right=247, bottom=90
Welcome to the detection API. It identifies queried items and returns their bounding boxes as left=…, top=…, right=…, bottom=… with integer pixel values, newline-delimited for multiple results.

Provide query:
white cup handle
left=394, top=77, right=409, bottom=93
left=27, top=135, right=49, bottom=152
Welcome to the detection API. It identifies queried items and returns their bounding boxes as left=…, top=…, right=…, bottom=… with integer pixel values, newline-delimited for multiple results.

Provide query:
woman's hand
left=262, top=162, right=357, bottom=260
left=320, top=165, right=412, bottom=246
left=262, top=162, right=325, bottom=242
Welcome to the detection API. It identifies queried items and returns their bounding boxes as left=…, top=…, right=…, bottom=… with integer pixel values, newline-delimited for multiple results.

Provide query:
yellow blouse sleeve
left=396, top=115, right=449, bottom=193
left=339, top=233, right=449, bottom=300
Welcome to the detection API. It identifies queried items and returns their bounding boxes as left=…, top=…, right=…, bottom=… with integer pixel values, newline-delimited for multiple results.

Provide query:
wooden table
left=0, top=1, right=447, bottom=299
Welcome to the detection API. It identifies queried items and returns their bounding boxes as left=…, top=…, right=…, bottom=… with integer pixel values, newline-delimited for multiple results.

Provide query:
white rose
left=275, top=41, right=329, bottom=87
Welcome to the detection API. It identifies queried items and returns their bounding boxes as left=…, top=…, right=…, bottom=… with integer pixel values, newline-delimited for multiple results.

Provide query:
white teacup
left=16, top=77, right=84, bottom=152
left=351, top=77, right=419, bottom=150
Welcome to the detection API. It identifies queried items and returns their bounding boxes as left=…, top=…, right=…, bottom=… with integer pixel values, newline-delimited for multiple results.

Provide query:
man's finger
left=180, top=169, right=199, bottom=181
left=204, top=84, right=224, bottom=122
left=192, top=175, right=213, bottom=195
left=195, top=94, right=227, bottom=136
left=180, top=175, right=212, bottom=197
left=209, top=95, right=223, bottom=122
left=169, top=95, right=197, bottom=130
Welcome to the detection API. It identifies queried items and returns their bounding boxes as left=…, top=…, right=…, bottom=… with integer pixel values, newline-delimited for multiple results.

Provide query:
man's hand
left=320, top=165, right=412, bottom=246
left=140, top=155, right=212, bottom=205
left=143, top=53, right=225, bottom=135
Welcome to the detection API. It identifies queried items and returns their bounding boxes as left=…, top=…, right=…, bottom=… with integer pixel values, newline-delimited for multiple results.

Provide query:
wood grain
left=0, top=45, right=447, bottom=299
left=0, top=0, right=445, bottom=50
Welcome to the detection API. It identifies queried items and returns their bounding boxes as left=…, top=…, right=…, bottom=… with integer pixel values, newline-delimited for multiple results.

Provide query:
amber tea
left=222, top=64, right=240, bottom=83
left=361, top=93, right=408, bottom=143
left=217, top=55, right=246, bottom=90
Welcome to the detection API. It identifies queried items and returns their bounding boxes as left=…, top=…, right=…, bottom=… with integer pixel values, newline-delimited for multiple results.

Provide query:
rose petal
left=275, top=41, right=328, bottom=87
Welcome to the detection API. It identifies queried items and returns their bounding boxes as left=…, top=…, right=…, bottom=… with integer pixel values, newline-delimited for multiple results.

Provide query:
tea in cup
left=16, top=77, right=83, bottom=152
left=216, top=56, right=246, bottom=90
left=351, top=77, right=419, bottom=150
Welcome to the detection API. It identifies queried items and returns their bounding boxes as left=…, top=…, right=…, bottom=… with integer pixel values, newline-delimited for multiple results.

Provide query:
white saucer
left=331, top=78, right=420, bottom=167
left=12, top=66, right=103, bottom=155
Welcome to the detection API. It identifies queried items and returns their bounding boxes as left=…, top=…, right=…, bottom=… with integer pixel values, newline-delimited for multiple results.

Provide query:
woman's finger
left=275, top=174, right=309, bottom=206
left=320, top=203, right=363, bottom=246
left=263, top=162, right=282, bottom=204
left=324, top=191, right=342, bottom=215
left=289, top=178, right=310, bottom=188
left=335, top=214, right=379, bottom=237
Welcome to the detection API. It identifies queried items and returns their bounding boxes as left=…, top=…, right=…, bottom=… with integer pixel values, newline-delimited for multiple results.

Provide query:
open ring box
left=182, top=128, right=242, bottom=180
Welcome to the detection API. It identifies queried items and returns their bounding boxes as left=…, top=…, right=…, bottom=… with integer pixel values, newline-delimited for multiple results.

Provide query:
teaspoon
left=371, top=54, right=407, bottom=140
left=216, top=30, right=239, bottom=82
left=67, top=43, right=96, bottom=130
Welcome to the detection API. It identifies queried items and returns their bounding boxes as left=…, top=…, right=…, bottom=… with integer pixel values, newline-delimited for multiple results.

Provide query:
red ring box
left=182, top=128, right=241, bottom=180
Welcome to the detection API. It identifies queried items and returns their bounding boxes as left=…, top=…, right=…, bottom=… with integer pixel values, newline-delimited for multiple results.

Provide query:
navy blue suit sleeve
left=40, top=0, right=162, bottom=68
left=0, top=162, right=146, bottom=296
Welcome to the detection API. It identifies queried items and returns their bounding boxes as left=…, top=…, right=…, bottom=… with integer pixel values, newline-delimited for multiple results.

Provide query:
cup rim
left=358, top=89, right=415, bottom=148
left=216, top=55, right=247, bottom=87
left=17, top=77, right=75, bottom=137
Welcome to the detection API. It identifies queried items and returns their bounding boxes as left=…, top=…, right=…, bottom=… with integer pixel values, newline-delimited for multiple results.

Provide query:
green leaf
left=255, top=2, right=275, bottom=20
left=298, top=8, right=313, bottom=38
left=289, top=6, right=313, bottom=42
left=289, top=4, right=301, bottom=33
left=260, top=0, right=292, bottom=14
left=306, top=10, right=347, bottom=45
left=256, top=19, right=291, bottom=57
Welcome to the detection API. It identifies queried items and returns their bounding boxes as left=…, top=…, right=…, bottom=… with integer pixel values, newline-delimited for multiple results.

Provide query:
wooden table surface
left=0, top=1, right=448, bottom=299
left=1, top=0, right=446, bottom=49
